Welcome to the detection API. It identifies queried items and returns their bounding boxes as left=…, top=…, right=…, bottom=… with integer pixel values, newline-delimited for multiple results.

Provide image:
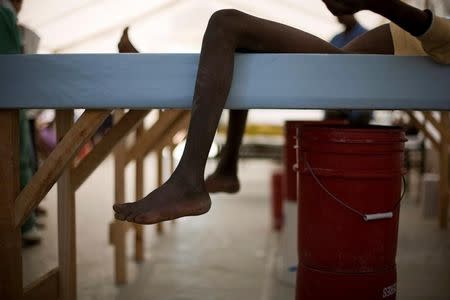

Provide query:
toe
left=113, top=203, right=123, bottom=213
left=113, top=202, right=132, bottom=214
left=114, top=212, right=126, bottom=221
left=126, top=213, right=139, bottom=223
left=134, top=213, right=155, bottom=225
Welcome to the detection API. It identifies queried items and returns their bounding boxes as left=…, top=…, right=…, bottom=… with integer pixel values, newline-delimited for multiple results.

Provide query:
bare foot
left=113, top=177, right=211, bottom=224
left=205, top=172, right=240, bottom=194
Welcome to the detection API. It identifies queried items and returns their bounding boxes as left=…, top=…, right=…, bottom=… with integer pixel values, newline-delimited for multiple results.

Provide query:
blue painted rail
left=0, top=54, right=449, bottom=110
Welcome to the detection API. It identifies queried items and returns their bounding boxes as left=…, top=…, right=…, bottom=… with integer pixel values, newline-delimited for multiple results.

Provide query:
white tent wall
left=19, top=0, right=386, bottom=54
left=17, top=0, right=445, bottom=125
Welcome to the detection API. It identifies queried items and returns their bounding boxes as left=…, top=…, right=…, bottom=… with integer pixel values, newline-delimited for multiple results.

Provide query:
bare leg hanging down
left=113, top=9, right=393, bottom=224
left=205, top=109, right=248, bottom=193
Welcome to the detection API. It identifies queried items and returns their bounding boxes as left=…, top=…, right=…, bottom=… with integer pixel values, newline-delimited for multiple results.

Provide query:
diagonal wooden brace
left=407, top=111, right=439, bottom=150
left=125, top=110, right=186, bottom=164
left=71, top=109, right=150, bottom=190
left=14, top=110, right=110, bottom=228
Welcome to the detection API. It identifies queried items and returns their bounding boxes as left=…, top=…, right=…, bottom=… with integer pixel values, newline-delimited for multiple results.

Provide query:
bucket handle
left=301, top=154, right=406, bottom=222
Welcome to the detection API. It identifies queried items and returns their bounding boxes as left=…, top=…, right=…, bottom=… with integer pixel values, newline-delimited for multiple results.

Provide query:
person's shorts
left=389, top=22, right=427, bottom=56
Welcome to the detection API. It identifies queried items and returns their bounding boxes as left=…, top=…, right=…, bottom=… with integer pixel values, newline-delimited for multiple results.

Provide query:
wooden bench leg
left=113, top=110, right=127, bottom=284
left=135, top=123, right=145, bottom=262
left=156, top=148, right=164, bottom=234
left=170, top=144, right=177, bottom=224
left=56, top=110, right=77, bottom=300
left=439, top=112, right=449, bottom=229
left=0, top=110, right=23, bottom=300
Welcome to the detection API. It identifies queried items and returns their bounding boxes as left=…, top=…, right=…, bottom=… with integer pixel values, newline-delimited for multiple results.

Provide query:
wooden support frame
left=169, top=143, right=178, bottom=224
left=112, top=109, right=128, bottom=284
left=0, top=110, right=22, bottom=300
left=156, top=148, right=164, bottom=235
left=109, top=110, right=191, bottom=282
left=56, top=110, right=77, bottom=300
left=125, top=110, right=186, bottom=163
left=0, top=109, right=114, bottom=299
left=135, top=123, right=145, bottom=262
left=23, top=268, right=59, bottom=300
left=14, top=110, right=110, bottom=227
left=423, top=111, right=450, bottom=144
left=407, top=111, right=450, bottom=229
left=72, top=109, right=150, bottom=190
left=153, top=112, right=190, bottom=153
left=407, top=111, right=439, bottom=150
left=439, top=112, right=449, bottom=229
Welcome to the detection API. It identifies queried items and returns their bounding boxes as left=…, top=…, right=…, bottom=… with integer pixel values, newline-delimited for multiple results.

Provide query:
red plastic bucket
left=284, top=120, right=347, bottom=202
left=296, top=125, right=406, bottom=273
left=296, top=264, right=397, bottom=300
left=271, top=170, right=284, bottom=231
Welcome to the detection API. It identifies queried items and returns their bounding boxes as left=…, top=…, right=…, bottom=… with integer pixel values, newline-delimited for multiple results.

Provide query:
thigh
left=217, top=10, right=343, bottom=54
left=343, top=24, right=394, bottom=54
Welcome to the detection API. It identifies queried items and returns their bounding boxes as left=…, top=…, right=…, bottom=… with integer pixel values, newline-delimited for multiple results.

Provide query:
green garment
left=19, top=110, right=36, bottom=233
left=0, top=6, right=20, bottom=53
left=1, top=6, right=37, bottom=232
left=19, top=110, right=36, bottom=189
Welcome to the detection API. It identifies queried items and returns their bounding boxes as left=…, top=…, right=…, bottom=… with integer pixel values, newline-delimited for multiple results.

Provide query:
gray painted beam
left=0, top=54, right=449, bottom=110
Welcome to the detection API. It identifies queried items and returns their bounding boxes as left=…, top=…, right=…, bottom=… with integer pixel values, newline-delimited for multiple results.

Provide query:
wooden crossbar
left=153, top=112, right=190, bottom=152
left=423, top=112, right=450, bottom=142
left=406, top=111, right=450, bottom=229
left=1, top=54, right=449, bottom=110
left=23, top=268, right=59, bottom=300
left=14, top=110, right=110, bottom=227
left=407, top=111, right=439, bottom=149
left=125, top=110, right=186, bottom=164
left=71, top=109, right=150, bottom=190
left=110, top=110, right=190, bottom=282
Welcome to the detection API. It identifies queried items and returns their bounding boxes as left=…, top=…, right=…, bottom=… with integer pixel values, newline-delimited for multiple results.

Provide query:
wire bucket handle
left=297, top=154, right=406, bottom=222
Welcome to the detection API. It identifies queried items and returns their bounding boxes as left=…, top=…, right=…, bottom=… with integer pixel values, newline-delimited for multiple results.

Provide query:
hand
left=322, top=0, right=384, bottom=16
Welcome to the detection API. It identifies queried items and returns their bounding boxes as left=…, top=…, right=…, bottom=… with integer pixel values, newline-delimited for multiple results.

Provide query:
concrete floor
left=22, top=157, right=450, bottom=300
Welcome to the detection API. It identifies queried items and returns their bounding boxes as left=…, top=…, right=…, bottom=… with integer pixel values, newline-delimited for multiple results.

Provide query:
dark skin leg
left=207, top=0, right=431, bottom=195
left=205, top=109, right=248, bottom=193
left=113, top=9, right=393, bottom=224
left=205, top=22, right=394, bottom=194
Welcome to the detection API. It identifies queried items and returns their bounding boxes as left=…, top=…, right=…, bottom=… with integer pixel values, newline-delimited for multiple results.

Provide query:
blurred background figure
left=325, top=14, right=373, bottom=125
left=0, top=0, right=44, bottom=246
left=330, top=14, right=367, bottom=48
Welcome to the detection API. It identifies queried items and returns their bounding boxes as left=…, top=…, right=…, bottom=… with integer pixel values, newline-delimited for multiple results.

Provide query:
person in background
left=1, top=0, right=42, bottom=246
left=17, top=2, right=48, bottom=220
left=326, top=14, right=373, bottom=125
left=111, top=0, right=449, bottom=225
left=330, top=14, right=367, bottom=47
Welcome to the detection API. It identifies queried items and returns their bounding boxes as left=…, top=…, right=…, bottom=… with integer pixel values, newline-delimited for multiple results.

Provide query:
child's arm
left=323, top=0, right=431, bottom=36
left=323, top=0, right=450, bottom=64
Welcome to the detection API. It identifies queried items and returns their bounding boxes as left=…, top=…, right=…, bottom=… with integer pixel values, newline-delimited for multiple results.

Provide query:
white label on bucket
left=383, top=283, right=397, bottom=298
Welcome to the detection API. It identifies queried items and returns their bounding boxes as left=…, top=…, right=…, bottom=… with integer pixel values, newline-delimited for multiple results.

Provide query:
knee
left=206, top=9, right=244, bottom=38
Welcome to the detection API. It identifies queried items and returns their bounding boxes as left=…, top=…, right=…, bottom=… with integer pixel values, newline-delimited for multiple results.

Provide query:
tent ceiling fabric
left=19, top=0, right=386, bottom=54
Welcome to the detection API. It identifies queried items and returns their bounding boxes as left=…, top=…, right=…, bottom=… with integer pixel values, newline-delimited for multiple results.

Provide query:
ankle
left=214, top=161, right=238, bottom=177
left=171, top=166, right=205, bottom=189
